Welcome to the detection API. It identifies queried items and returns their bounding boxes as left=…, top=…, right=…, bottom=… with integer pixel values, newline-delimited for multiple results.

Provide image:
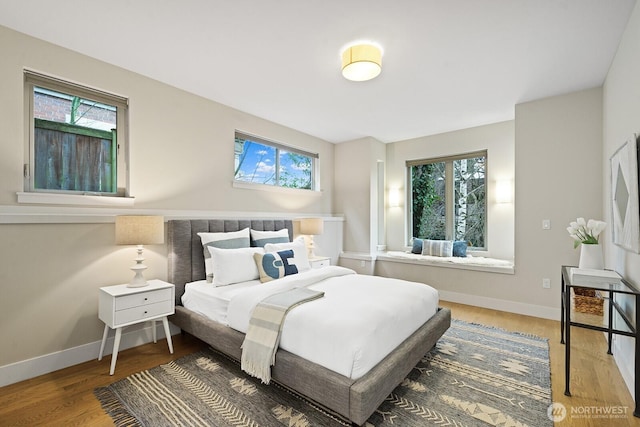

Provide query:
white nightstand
left=309, top=256, right=331, bottom=269
left=98, top=279, right=175, bottom=375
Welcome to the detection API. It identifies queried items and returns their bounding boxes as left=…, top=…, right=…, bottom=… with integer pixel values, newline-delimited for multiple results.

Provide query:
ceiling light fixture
left=341, top=43, right=382, bottom=82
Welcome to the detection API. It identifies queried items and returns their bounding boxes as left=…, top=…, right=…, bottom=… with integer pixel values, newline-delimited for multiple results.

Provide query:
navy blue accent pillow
left=411, top=238, right=423, bottom=254
left=278, top=249, right=298, bottom=276
left=254, top=249, right=299, bottom=282
left=453, top=241, right=468, bottom=257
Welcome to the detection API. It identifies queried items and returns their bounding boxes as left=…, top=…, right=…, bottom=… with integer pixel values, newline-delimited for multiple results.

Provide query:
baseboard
left=439, top=290, right=559, bottom=320
left=0, top=322, right=180, bottom=388
left=612, top=335, right=635, bottom=401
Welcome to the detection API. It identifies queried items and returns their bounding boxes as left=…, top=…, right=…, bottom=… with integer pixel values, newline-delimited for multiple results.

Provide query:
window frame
left=234, top=130, right=319, bottom=192
left=23, top=70, right=129, bottom=199
left=406, top=150, right=488, bottom=250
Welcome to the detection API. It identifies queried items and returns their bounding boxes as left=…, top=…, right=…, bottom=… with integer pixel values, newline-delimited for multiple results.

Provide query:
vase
left=578, top=244, right=603, bottom=270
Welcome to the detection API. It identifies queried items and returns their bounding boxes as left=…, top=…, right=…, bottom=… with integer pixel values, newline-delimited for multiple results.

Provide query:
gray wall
left=334, top=136, right=386, bottom=255
left=515, top=87, right=604, bottom=309
left=374, top=88, right=602, bottom=320
left=0, top=24, right=336, bottom=370
left=385, top=120, right=515, bottom=260
left=602, top=0, right=640, bottom=398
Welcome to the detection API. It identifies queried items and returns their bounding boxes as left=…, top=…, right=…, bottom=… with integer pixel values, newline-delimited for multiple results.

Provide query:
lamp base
left=307, top=236, right=316, bottom=259
left=127, top=265, right=149, bottom=287
left=127, top=282, right=148, bottom=288
left=126, top=245, right=149, bottom=288
left=127, top=281, right=149, bottom=288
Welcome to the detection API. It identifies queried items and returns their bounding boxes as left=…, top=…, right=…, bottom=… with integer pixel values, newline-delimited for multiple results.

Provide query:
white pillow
left=208, top=246, right=264, bottom=286
left=264, top=236, right=310, bottom=271
left=250, top=228, right=290, bottom=247
left=198, top=228, right=250, bottom=281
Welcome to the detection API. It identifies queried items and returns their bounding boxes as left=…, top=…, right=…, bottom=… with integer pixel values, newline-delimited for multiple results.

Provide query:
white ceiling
left=0, top=0, right=636, bottom=143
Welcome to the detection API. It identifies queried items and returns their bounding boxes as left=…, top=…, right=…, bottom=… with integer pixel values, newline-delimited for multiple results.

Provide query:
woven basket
left=571, top=287, right=603, bottom=315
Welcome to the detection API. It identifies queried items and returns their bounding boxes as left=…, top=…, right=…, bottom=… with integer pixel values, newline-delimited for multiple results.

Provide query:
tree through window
left=408, top=151, right=486, bottom=249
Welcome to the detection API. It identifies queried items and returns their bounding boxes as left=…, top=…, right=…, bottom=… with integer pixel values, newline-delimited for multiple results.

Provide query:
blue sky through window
left=236, top=141, right=277, bottom=184
left=235, top=138, right=312, bottom=189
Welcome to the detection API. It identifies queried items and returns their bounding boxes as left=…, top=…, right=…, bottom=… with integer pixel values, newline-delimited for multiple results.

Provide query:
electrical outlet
left=542, top=220, right=551, bottom=230
left=542, top=278, right=551, bottom=289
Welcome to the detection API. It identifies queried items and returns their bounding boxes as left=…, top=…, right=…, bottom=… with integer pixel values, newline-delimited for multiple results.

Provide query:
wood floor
left=0, top=301, right=638, bottom=426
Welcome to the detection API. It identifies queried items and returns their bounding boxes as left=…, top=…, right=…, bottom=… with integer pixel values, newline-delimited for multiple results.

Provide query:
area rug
left=95, top=319, right=552, bottom=426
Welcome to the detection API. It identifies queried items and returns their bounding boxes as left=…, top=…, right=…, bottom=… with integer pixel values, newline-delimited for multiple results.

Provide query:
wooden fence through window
left=34, top=118, right=116, bottom=193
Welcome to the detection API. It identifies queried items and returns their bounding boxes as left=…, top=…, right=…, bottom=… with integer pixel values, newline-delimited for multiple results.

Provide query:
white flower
left=567, top=217, right=606, bottom=248
left=566, top=227, right=581, bottom=242
left=589, top=220, right=606, bottom=237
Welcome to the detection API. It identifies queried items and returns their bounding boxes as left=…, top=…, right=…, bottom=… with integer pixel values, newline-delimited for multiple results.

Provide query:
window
left=408, top=151, right=487, bottom=249
left=24, top=70, right=128, bottom=196
left=234, top=131, right=318, bottom=190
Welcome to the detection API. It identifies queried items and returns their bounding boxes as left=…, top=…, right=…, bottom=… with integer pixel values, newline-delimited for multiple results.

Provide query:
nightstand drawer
left=310, top=258, right=330, bottom=269
left=115, top=288, right=172, bottom=311
left=114, top=300, right=173, bottom=325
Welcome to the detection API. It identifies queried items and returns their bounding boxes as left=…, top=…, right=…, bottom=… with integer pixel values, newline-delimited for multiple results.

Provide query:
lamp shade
left=341, top=44, right=382, bottom=82
left=116, top=216, right=164, bottom=245
left=299, top=218, right=324, bottom=235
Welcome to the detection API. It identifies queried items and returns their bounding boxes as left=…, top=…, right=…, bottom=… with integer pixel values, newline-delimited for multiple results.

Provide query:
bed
left=167, top=219, right=451, bottom=426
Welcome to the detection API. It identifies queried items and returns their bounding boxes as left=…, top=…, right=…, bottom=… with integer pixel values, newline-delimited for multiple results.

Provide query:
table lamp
left=299, top=218, right=324, bottom=258
left=115, top=215, right=164, bottom=287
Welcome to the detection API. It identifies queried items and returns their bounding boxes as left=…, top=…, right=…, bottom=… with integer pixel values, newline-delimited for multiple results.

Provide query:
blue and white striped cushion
left=250, top=228, right=290, bottom=247
left=198, top=228, right=250, bottom=281
left=421, top=239, right=454, bottom=257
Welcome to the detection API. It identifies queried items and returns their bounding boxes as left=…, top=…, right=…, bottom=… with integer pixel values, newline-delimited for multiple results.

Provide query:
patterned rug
left=95, top=320, right=552, bottom=426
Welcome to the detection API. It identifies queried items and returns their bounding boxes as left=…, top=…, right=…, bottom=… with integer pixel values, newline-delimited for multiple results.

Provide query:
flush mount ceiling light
left=341, top=43, right=382, bottom=82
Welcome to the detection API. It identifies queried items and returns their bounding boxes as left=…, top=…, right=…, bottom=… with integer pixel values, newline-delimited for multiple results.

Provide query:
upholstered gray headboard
left=167, top=219, right=294, bottom=305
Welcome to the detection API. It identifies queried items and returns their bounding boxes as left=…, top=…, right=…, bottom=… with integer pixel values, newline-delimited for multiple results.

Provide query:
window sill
left=232, top=181, right=321, bottom=195
left=17, top=192, right=135, bottom=207
left=377, top=251, right=515, bottom=274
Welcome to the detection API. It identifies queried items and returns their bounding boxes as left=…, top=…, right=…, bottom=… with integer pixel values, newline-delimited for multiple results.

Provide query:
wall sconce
left=299, top=218, right=324, bottom=258
left=495, top=179, right=513, bottom=204
left=116, top=215, right=164, bottom=287
left=388, top=188, right=401, bottom=207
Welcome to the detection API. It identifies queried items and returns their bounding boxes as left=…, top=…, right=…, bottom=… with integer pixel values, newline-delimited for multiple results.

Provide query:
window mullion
left=27, top=83, right=35, bottom=192
left=445, top=161, right=454, bottom=240
left=275, top=148, right=281, bottom=186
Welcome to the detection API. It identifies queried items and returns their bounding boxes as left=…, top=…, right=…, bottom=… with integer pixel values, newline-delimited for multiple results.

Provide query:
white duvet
left=224, top=266, right=439, bottom=379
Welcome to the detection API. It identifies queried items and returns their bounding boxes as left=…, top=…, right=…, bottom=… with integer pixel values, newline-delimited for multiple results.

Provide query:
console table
left=560, top=265, right=640, bottom=417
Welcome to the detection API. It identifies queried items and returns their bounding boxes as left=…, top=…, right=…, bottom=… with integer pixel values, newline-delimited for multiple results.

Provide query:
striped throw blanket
left=241, top=287, right=324, bottom=384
